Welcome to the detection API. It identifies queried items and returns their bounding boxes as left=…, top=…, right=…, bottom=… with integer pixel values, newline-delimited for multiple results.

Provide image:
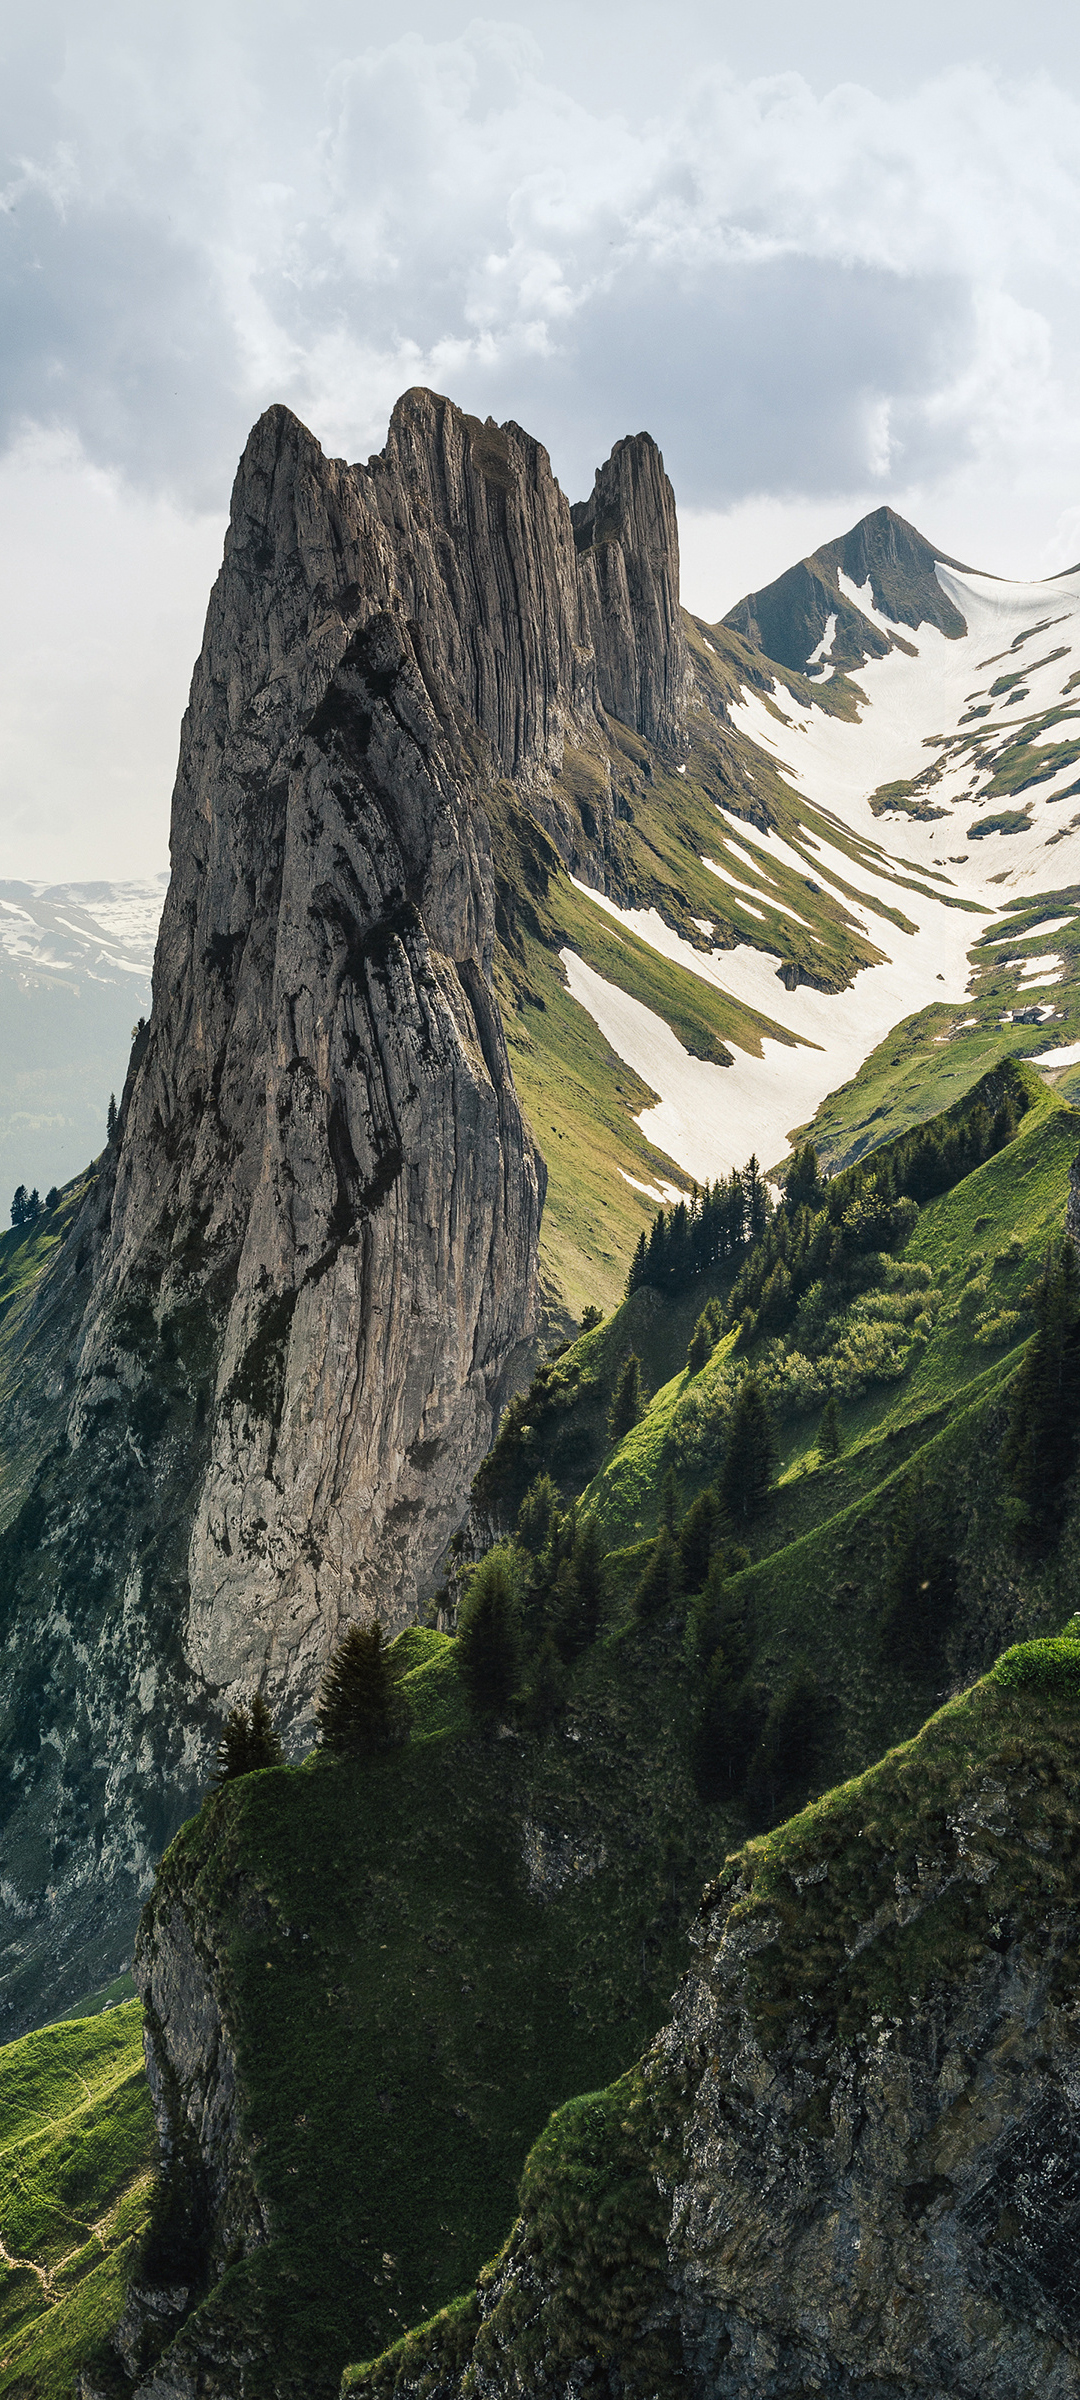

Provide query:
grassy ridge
left=0, top=2001, right=155, bottom=2400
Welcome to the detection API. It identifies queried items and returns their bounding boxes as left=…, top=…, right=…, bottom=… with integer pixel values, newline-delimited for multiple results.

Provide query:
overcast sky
left=4, top=0, right=1080, bottom=878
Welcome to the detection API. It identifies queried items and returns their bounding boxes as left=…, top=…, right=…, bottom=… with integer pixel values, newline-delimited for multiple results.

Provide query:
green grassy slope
left=477, top=1067, right=1080, bottom=1801
left=582, top=1073, right=1075, bottom=1553
left=0, top=2002, right=155, bottom=2400
left=83, top=1056, right=1080, bottom=2399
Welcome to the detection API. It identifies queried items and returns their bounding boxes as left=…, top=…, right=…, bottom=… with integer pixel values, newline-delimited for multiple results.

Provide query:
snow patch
left=1031, top=1039, right=1080, bottom=1067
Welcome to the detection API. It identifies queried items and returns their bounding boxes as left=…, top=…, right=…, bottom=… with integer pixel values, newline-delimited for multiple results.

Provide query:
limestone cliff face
left=572, top=433, right=686, bottom=753
left=89, top=589, right=542, bottom=1717
left=0, top=388, right=685, bottom=2030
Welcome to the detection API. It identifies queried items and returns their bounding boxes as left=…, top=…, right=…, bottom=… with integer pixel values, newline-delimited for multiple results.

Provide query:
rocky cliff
left=572, top=433, right=687, bottom=752
left=0, top=389, right=685, bottom=2029
left=352, top=1644, right=1080, bottom=2400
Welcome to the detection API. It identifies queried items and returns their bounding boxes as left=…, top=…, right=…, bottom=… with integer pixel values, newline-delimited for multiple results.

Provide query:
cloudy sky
left=4, top=0, right=1080, bottom=878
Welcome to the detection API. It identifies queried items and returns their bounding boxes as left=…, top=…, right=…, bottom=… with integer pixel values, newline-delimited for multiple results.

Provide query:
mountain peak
left=724, top=503, right=976, bottom=679
left=571, top=431, right=685, bottom=750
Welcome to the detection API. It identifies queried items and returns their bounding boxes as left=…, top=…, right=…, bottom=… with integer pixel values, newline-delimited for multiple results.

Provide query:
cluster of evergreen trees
left=630, top=1065, right=1025, bottom=1319
left=625, top=1154, right=773, bottom=1297
left=453, top=1482, right=610, bottom=1732
left=9, top=1185, right=59, bottom=1228
left=208, top=1621, right=411, bottom=1793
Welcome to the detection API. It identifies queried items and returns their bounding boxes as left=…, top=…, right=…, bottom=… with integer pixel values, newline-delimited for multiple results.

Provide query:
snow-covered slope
left=555, top=529, right=1080, bottom=1188
left=730, top=561, right=1080, bottom=893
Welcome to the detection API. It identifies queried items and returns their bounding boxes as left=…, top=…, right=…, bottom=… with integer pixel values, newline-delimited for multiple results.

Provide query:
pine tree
left=578, top=1304, right=604, bottom=1334
left=107, top=1094, right=118, bottom=1142
left=44, top=1188, right=60, bottom=1213
left=660, top=1463, right=680, bottom=1532
left=9, top=1186, right=28, bottom=1228
left=677, top=1489, right=722, bottom=1592
left=520, top=1632, right=568, bottom=1732
left=879, top=1478, right=957, bottom=1672
left=316, top=1621, right=407, bottom=1755
left=625, top=1230, right=648, bottom=1296
left=608, top=1353, right=643, bottom=1441
left=26, top=1189, right=41, bottom=1221
left=686, top=1298, right=723, bottom=1375
left=817, top=1392, right=843, bottom=1461
left=745, top=1660, right=821, bottom=1826
left=516, top=1473, right=561, bottom=1556
left=719, top=1375, right=775, bottom=1524
left=209, top=1690, right=284, bottom=1791
left=784, top=1142, right=823, bottom=1210
left=456, top=1546, right=521, bottom=1716
left=691, top=1649, right=761, bottom=1803
left=551, top=1517, right=605, bottom=1661
left=633, top=1524, right=681, bottom=1623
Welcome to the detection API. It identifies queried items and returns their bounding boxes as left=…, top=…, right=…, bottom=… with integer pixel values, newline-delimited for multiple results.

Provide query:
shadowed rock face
left=0, top=390, right=684, bottom=2029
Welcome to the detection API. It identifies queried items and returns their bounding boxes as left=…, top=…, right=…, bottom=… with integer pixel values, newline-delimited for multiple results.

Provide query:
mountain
left=723, top=502, right=971, bottom=673
left=4, top=392, right=1080, bottom=2028
left=0, top=389, right=705, bottom=2030
left=0, top=879, right=161, bottom=1204
left=5, top=399, right=1080, bottom=2400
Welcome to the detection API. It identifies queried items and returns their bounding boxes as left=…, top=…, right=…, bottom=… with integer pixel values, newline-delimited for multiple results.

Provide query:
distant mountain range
left=0, top=877, right=162, bottom=1206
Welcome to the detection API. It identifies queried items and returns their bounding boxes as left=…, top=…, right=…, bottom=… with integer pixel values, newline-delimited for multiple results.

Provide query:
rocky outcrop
left=355, top=1653, right=1080, bottom=2400
left=0, top=388, right=688, bottom=2030
left=572, top=434, right=686, bottom=752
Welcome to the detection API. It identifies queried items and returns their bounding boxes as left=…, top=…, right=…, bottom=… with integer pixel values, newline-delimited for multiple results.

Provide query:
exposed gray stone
left=0, top=388, right=684, bottom=2029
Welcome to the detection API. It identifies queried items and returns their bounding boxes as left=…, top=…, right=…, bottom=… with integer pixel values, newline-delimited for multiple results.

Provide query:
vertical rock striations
left=0, top=389, right=685, bottom=2027
left=572, top=432, right=686, bottom=752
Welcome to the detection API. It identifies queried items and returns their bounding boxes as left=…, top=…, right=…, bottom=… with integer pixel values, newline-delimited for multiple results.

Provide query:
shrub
left=992, top=1638, right=1080, bottom=1692
left=973, top=1309, right=1023, bottom=1348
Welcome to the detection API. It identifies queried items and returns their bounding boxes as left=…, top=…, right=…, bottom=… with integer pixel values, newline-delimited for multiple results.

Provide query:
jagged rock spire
left=572, top=431, right=686, bottom=751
